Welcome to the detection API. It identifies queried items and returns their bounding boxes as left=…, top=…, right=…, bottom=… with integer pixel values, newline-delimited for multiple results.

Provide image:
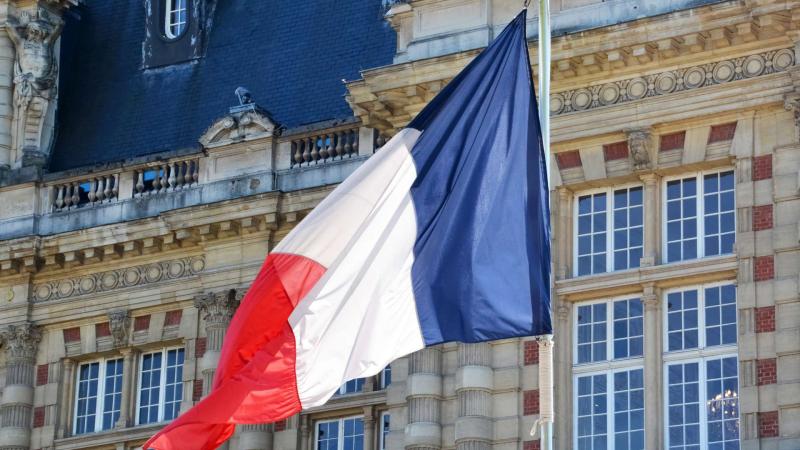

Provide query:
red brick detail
left=759, top=411, right=779, bottom=438
left=36, top=364, right=49, bottom=386
left=753, top=155, right=773, bottom=181
left=195, top=337, right=207, bottom=358
left=556, top=150, right=582, bottom=169
left=133, top=315, right=150, bottom=331
left=708, top=122, right=737, bottom=143
left=660, top=131, right=686, bottom=151
left=164, top=310, right=183, bottom=326
left=62, top=327, right=81, bottom=343
left=95, top=322, right=111, bottom=338
left=602, top=141, right=628, bottom=161
left=524, top=341, right=539, bottom=365
left=274, top=419, right=287, bottom=432
left=753, top=205, right=774, bottom=232
left=754, top=255, right=775, bottom=282
left=33, top=406, right=45, bottom=428
left=757, top=358, right=777, bottom=386
left=523, top=440, right=541, bottom=450
left=193, top=379, right=203, bottom=401
left=523, top=389, right=540, bottom=415
left=755, top=306, right=776, bottom=333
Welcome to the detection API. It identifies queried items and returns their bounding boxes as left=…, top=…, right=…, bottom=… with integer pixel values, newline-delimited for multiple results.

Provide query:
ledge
left=54, top=423, right=161, bottom=450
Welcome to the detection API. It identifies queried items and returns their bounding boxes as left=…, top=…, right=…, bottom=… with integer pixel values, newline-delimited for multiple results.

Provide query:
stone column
left=57, top=358, right=75, bottom=438
left=0, top=25, right=13, bottom=170
left=363, top=406, right=376, bottom=450
left=299, top=415, right=311, bottom=450
left=194, top=289, right=241, bottom=396
left=238, top=424, right=273, bottom=450
left=115, top=348, right=136, bottom=429
left=552, top=300, right=572, bottom=450
left=555, top=187, right=572, bottom=280
left=405, top=347, right=442, bottom=450
left=454, top=343, right=492, bottom=450
left=641, top=285, right=662, bottom=450
left=0, top=323, right=41, bottom=450
left=639, top=173, right=660, bottom=267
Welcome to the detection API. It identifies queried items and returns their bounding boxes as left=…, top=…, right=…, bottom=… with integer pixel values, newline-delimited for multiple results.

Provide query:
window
left=137, top=348, right=185, bottom=425
left=336, top=378, right=365, bottom=396
left=664, top=283, right=738, bottom=449
left=664, top=170, right=734, bottom=263
left=74, top=358, right=123, bottom=435
left=380, top=412, right=390, bottom=450
left=380, top=365, right=392, bottom=389
left=164, top=0, right=187, bottom=39
left=574, top=297, right=645, bottom=449
left=576, top=298, right=643, bottom=365
left=575, top=186, right=643, bottom=276
left=316, top=417, right=364, bottom=450
left=575, top=368, right=645, bottom=450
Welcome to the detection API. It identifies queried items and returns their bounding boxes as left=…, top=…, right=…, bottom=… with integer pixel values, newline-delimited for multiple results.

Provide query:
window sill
left=556, top=254, right=737, bottom=301
left=54, top=423, right=163, bottom=450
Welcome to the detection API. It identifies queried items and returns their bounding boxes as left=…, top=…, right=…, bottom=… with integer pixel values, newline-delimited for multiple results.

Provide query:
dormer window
left=164, top=0, right=187, bottom=39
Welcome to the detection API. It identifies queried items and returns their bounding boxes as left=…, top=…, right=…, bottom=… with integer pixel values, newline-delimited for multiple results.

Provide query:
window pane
left=75, top=362, right=100, bottom=435
left=667, top=362, right=701, bottom=449
left=577, top=304, right=607, bottom=364
left=705, top=285, right=737, bottom=348
left=666, top=178, right=699, bottom=263
left=577, top=193, right=608, bottom=276
left=706, top=357, right=739, bottom=449
left=343, top=418, right=365, bottom=450
left=381, top=413, right=390, bottom=450
left=138, top=352, right=163, bottom=424
left=614, top=369, right=645, bottom=450
left=101, top=359, right=124, bottom=430
left=613, top=299, right=644, bottom=359
left=667, top=291, right=700, bottom=351
left=703, top=171, right=735, bottom=256
left=613, top=187, right=644, bottom=271
left=317, top=421, right=339, bottom=450
left=163, top=348, right=185, bottom=421
left=337, top=378, right=366, bottom=395
left=576, top=374, right=608, bottom=450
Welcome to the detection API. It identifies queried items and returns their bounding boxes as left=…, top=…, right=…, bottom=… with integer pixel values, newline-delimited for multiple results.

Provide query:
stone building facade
left=0, top=1, right=798, bottom=450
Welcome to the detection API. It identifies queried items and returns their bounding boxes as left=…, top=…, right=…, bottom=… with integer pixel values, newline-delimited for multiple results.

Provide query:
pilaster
left=454, top=343, right=492, bottom=450
left=115, top=347, right=136, bottom=429
left=555, top=187, right=572, bottom=280
left=363, top=406, right=376, bottom=450
left=552, top=299, right=572, bottom=450
left=639, top=173, right=661, bottom=267
left=56, top=357, right=74, bottom=438
left=194, top=288, right=241, bottom=396
left=641, top=284, right=662, bottom=450
left=405, top=347, right=442, bottom=450
left=0, top=322, right=41, bottom=450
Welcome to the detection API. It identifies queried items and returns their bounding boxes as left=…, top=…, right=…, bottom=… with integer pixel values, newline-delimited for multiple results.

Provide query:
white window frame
left=73, top=357, right=124, bottom=435
left=314, top=415, right=365, bottom=450
left=662, top=282, right=739, bottom=449
left=661, top=169, right=736, bottom=264
left=336, top=378, right=365, bottom=396
left=135, top=347, right=185, bottom=425
left=662, top=354, right=740, bottom=449
left=572, top=295, right=644, bottom=368
left=573, top=183, right=644, bottom=277
left=164, top=0, right=187, bottom=39
left=662, top=282, right=738, bottom=357
left=379, top=411, right=390, bottom=450
left=573, top=366, right=646, bottom=450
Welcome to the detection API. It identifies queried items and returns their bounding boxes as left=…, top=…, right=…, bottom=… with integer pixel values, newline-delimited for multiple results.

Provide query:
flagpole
left=535, top=1, right=555, bottom=450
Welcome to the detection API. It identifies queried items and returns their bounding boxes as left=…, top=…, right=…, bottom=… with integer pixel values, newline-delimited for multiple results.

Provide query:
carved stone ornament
left=107, top=309, right=131, bottom=348
left=0, top=322, right=42, bottom=361
left=200, top=106, right=277, bottom=148
left=6, top=8, right=64, bottom=167
left=783, top=93, right=800, bottom=141
left=194, top=289, right=241, bottom=326
left=625, top=128, right=652, bottom=171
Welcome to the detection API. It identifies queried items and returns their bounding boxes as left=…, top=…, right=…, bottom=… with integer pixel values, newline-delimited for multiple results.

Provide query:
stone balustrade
left=50, top=173, right=120, bottom=212
left=134, top=158, right=199, bottom=196
left=290, top=125, right=361, bottom=168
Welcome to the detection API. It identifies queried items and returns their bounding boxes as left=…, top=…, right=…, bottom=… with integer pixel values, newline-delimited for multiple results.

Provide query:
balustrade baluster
left=87, top=179, right=97, bottom=203
left=293, top=141, right=303, bottom=166
left=112, top=174, right=119, bottom=199
left=192, top=161, right=199, bottom=184
left=310, top=137, right=320, bottom=163
left=135, top=171, right=144, bottom=195
left=103, top=175, right=112, bottom=200
left=70, top=182, right=80, bottom=207
left=320, top=134, right=330, bottom=160
left=96, top=177, right=106, bottom=202
left=55, top=186, right=65, bottom=210
left=343, top=130, right=353, bottom=157
left=353, top=130, right=360, bottom=154
left=167, top=164, right=176, bottom=191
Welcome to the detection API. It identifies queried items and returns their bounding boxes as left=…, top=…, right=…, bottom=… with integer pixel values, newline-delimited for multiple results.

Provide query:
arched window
left=164, top=0, right=187, bottom=39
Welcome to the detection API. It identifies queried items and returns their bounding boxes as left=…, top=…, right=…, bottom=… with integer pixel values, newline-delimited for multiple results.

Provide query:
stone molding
left=108, top=309, right=131, bottom=348
left=551, top=48, right=795, bottom=116
left=200, top=106, right=277, bottom=149
left=31, top=256, right=205, bottom=303
left=193, top=288, right=241, bottom=327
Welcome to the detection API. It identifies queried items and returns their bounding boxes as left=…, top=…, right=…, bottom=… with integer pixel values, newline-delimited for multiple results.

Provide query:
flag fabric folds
left=145, top=10, right=550, bottom=450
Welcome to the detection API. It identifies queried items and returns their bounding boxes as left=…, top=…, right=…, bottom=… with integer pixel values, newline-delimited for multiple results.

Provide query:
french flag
left=146, top=10, right=550, bottom=450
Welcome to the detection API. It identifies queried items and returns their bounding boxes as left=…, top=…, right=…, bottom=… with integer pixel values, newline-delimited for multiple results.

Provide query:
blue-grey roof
left=50, top=1, right=395, bottom=172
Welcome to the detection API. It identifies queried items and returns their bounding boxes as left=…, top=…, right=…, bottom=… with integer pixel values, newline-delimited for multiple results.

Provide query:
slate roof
left=50, top=1, right=395, bottom=172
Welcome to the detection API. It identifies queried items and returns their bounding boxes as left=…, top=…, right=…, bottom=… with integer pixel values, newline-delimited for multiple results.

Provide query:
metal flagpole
left=535, top=0, right=554, bottom=450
